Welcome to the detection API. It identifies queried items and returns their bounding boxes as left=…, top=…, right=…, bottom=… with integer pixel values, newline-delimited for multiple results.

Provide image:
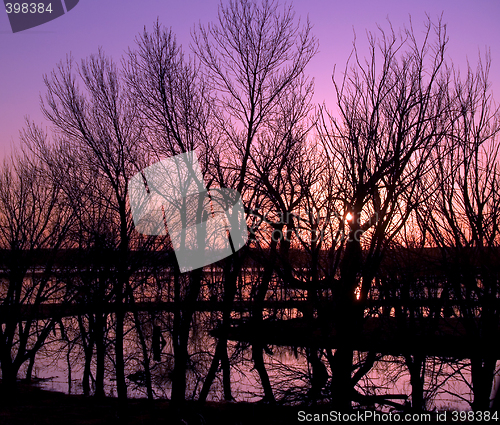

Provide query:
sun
left=346, top=212, right=353, bottom=221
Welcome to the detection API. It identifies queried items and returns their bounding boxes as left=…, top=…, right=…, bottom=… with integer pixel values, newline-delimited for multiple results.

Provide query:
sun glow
left=346, top=212, right=353, bottom=221
left=354, top=285, right=361, bottom=300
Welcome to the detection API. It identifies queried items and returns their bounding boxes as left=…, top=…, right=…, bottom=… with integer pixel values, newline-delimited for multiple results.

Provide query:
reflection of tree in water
left=18, top=294, right=489, bottom=411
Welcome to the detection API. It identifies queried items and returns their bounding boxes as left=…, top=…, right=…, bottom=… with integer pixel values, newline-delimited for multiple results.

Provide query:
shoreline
left=0, top=382, right=462, bottom=424
left=0, top=382, right=304, bottom=425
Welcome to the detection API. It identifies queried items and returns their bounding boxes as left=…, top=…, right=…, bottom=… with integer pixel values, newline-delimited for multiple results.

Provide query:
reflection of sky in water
left=26, top=326, right=482, bottom=411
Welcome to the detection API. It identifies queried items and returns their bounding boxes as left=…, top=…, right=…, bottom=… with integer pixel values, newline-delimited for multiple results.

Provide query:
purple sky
left=1, top=0, right=499, bottom=158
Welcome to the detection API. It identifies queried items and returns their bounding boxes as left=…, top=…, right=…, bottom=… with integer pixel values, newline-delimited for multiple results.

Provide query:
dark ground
left=0, top=383, right=306, bottom=425
left=0, top=382, right=466, bottom=424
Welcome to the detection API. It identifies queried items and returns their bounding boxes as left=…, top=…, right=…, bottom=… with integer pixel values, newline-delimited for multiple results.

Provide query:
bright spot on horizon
left=354, top=285, right=361, bottom=300
left=346, top=212, right=353, bottom=221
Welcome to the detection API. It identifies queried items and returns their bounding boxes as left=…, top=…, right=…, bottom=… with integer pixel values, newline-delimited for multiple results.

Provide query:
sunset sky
left=1, top=0, right=499, bottom=158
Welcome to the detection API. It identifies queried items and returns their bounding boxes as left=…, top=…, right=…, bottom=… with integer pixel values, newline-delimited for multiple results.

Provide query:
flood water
left=21, top=310, right=492, bottom=411
left=4, top=268, right=497, bottom=411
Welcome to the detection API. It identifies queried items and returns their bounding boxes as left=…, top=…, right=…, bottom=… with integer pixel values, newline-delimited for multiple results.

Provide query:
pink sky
left=1, top=0, right=499, bottom=158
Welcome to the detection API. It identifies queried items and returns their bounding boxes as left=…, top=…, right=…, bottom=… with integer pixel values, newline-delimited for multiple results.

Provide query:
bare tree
left=125, top=22, right=214, bottom=404
left=317, top=17, right=451, bottom=409
left=192, top=0, right=317, bottom=402
left=23, top=122, right=131, bottom=398
left=0, top=148, right=73, bottom=394
left=40, top=51, right=145, bottom=402
left=244, top=127, right=316, bottom=402
left=417, top=53, right=500, bottom=410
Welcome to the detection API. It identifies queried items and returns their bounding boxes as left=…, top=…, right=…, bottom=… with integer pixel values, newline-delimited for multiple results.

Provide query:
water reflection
left=22, top=309, right=482, bottom=411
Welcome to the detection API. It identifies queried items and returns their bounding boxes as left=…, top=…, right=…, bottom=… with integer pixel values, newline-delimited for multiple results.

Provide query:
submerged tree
left=39, top=51, right=146, bottom=402
left=0, top=148, right=73, bottom=394
left=192, top=0, right=317, bottom=402
left=417, top=54, right=500, bottom=410
left=317, top=17, right=452, bottom=409
left=125, top=22, right=213, bottom=404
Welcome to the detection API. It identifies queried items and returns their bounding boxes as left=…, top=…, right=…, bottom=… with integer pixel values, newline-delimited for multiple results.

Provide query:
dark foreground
left=0, top=383, right=466, bottom=424
left=0, top=383, right=304, bottom=425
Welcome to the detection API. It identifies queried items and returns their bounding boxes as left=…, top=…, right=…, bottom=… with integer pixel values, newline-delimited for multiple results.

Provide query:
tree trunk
left=135, top=313, right=154, bottom=401
left=252, top=343, right=275, bottom=403
left=1, top=361, right=18, bottom=395
left=471, top=356, right=496, bottom=411
left=95, top=313, right=106, bottom=398
left=172, top=268, right=203, bottom=403
left=199, top=341, right=222, bottom=403
left=199, top=257, right=242, bottom=403
left=25, top=352, right=36, bottom=382
left=406, top=354, right=425, bottom=411
left=115, top=209, right=129, bottom=403
left=82, top=345, right=92, bottom=397
left=330, top=347, right=353, bottom=410
left=330, top=224, right=362, bottom=410
left=66, top=344, right=72, bottom=394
